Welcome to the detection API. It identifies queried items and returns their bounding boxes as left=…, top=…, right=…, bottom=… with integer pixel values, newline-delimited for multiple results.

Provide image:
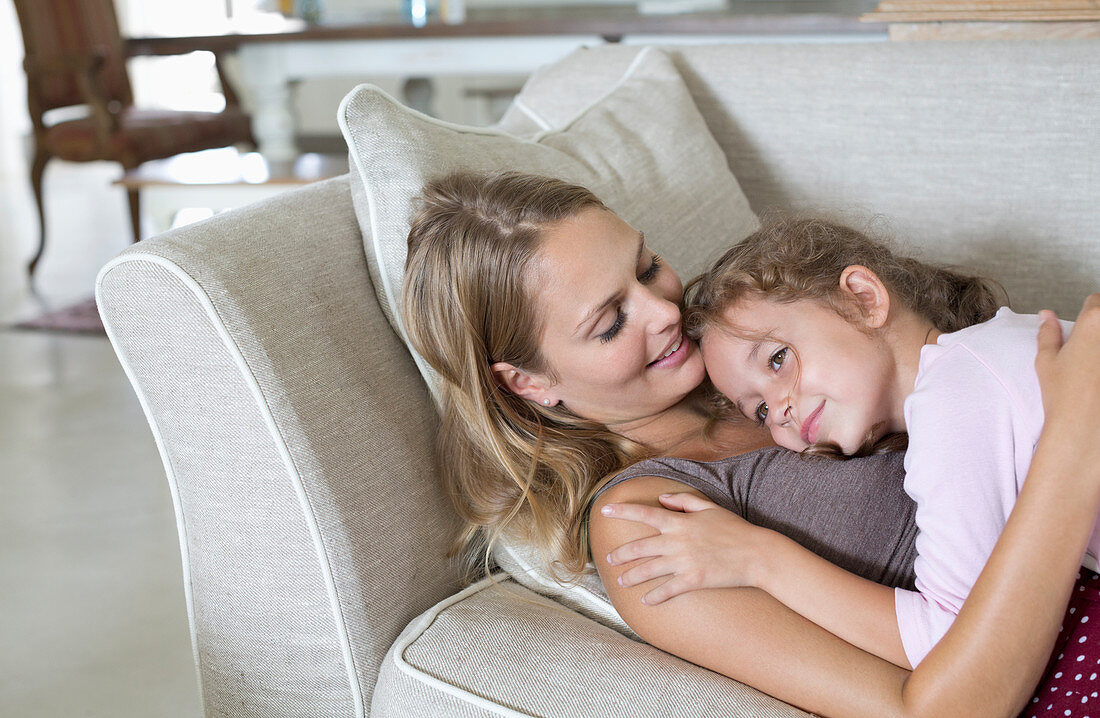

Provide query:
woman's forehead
left=530, top=210, right=642, bottom=297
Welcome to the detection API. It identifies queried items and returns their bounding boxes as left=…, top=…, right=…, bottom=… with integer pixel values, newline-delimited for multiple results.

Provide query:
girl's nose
left=764, top=390, right=793, bottom=427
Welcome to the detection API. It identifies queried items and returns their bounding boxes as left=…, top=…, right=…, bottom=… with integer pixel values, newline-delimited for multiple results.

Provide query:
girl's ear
left=839, top=265, right=890, bottom=329
left=490, top=362, right=556, bottom=406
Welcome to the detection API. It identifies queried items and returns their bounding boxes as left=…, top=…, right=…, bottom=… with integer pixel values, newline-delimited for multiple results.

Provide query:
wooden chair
left=13, top=0, right=255, bottom=277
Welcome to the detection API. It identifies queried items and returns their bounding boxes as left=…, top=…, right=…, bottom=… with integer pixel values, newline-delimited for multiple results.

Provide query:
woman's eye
left=755, top=401, right=769, bottom=424
left=598, top=308, right=627, bottom=344
left=769, top=348, right=787, bottom=371
left=638, top=253, right=662, bottom=283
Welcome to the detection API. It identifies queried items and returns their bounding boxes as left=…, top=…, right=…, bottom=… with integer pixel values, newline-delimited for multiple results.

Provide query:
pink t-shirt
left=894, top=307, right=1089, bottom=667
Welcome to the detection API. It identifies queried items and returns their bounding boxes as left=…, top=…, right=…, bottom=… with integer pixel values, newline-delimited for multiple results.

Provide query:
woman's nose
left=644, top=291, right=682, bottom=334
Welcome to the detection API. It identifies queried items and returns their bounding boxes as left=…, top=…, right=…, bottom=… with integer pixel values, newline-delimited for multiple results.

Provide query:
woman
left=401, top=170, right=1100, bottom=717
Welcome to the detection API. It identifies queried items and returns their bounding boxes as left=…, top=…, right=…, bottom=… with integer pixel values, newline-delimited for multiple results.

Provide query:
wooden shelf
left=863, top=0, right=1100, bottom=22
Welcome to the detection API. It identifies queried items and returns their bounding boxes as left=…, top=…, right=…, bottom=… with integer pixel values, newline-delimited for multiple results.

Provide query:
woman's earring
left=543, top=398, right=551, bottom=406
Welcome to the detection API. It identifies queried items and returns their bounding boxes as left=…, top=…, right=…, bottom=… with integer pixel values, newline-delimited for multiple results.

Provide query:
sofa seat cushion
left=371, top=577, right=811, bottom=718
left=338, top=45, right=758, bottom=396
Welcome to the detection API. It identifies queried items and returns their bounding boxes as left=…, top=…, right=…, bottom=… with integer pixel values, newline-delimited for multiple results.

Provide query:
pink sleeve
left=894, top=345, right=1026, bottom=667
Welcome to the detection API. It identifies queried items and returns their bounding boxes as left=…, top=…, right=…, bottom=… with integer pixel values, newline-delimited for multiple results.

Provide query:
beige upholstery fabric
left=97, top=176, right=463, bottom=717
left=338, top=46, right=759, bottom=395
left=514, top=41, right=1100, bottom=319
left=372, top=578, right=810, bottom=718
left=492, top=538, right=636, bottom=639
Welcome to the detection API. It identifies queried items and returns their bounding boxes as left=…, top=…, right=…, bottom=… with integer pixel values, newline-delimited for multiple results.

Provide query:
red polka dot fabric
left=1025, top=570, right=1100, bottom=717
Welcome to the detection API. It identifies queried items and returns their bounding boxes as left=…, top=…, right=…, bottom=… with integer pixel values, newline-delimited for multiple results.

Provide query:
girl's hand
left=600, top=493, right=775, bottom=605
left=1036, top=294, right=1100, bottom=463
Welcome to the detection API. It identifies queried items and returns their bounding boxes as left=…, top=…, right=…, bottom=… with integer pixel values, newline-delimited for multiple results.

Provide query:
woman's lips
left=648, top=334, right=689, bottom=369
left=801, top=401, right=825, bottom=445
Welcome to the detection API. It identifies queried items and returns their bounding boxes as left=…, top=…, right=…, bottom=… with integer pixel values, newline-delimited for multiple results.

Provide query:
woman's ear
left=490, top=362, right=555, bottom=406
left=839, top=265, right=890, bottom=329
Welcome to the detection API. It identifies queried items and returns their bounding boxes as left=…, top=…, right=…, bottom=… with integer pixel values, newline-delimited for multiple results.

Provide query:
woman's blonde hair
left=401, top=171, right=651, bottom=582
left=683, top=217, right=1007, bottom=456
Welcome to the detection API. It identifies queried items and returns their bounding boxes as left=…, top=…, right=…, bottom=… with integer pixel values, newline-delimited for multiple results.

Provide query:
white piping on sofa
left=95, top=253, right=366, bottom=717
left=390, top=574, right=538, bottom=718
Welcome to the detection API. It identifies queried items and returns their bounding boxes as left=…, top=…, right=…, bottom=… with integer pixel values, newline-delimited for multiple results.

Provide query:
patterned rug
left=12, top=297, right=106, bottom=335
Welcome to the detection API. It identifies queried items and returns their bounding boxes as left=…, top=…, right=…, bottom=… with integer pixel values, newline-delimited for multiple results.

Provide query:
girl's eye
left=638, top=253, right=662, bottom=283
left=755, top=401, right=769, bottom=424
left=598, top=308, right=627, bottom=344
left=769, top=347, right=787, bottom=372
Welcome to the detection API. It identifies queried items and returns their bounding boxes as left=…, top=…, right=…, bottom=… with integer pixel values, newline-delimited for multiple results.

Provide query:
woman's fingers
left=658, top=492, right=719, bottom=513
left=1036, top=294, right=1100, bottom=428
left=1035, top=309, right=1064, bottom=377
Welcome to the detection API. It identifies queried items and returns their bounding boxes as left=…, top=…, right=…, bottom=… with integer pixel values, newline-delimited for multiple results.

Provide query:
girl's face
left=525, top=207, right=706, bottom=429
left=699, top=295, right=902, bottom=454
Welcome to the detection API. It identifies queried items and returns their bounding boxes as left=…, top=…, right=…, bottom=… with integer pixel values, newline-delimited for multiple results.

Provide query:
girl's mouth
left=648, top=335, right=688, bottom=369
left=801, top=401, right=825, bottom=445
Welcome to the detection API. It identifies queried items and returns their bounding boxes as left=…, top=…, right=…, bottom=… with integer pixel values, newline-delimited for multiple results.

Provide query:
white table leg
left=143, top=190, right=179, bottom=235
left=238, top=44, right=298, bottom=162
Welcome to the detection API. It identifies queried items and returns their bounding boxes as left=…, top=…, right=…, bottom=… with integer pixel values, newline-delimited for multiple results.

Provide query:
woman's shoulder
left=594, top=449, right=784, bottom=511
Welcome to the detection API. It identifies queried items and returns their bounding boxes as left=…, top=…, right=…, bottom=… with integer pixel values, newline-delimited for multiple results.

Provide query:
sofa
left=97, top=39, right=1099, bottom=717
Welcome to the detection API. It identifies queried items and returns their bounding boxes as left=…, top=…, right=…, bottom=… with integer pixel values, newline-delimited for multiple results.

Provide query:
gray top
left=601, top=448, right=917, bottom=590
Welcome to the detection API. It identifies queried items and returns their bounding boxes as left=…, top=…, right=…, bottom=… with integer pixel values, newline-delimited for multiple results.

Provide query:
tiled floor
left=1, top=160, right=203, bottom=717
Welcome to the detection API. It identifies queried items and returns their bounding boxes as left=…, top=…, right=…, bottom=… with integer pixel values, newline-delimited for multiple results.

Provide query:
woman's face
left=527, top=207, right=706, bottom=430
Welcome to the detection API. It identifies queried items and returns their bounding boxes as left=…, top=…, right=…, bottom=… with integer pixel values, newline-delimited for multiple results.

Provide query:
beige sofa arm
left=96, top=175, right=464, bottom=717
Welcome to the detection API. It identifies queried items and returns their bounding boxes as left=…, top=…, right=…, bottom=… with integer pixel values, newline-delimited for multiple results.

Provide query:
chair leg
left=127, top=188, right=141, bottom=243
left=26, top=151, right=49, bottom=277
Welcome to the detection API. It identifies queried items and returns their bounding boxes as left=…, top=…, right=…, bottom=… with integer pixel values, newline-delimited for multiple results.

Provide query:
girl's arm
left=591, top=295, right=1100, bottom=717
left=603, top=493, right=910, bottom=668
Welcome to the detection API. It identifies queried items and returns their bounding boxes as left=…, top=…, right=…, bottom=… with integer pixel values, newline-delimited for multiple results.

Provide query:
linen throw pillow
left=339, top=46, right=758, bottom=394
left=338, top=46, right=757, bottom=631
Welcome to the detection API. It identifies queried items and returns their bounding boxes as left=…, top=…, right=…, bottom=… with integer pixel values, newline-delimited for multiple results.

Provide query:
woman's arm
left=591, top=476, right=914, bottom=718
left=904, top=300, right=1100, bottom=711
left=592, top=295, right=1100, bottom=718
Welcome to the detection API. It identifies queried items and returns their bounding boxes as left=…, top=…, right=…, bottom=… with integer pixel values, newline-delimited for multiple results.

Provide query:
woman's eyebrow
left=573, top=233, right=646, bottom=335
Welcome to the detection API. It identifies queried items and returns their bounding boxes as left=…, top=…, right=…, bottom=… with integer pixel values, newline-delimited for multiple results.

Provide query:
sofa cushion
left=492, top=533, right=637, bottom=639
left=371, top=576, right=811, bottom=717
left=338, top=45, right=758, bottom=397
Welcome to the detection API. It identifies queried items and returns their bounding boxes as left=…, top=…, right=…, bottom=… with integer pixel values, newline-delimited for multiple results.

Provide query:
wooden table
left=126, top=2, right=882, bottom=160
left=115, top=148, right=348, bottom=233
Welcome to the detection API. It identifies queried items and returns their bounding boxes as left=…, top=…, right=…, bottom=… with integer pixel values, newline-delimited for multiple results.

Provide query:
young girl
left=601, top=218, right=1097, bottom=701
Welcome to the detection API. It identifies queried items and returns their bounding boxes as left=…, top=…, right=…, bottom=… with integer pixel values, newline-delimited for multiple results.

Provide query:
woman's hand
left=1036, top=294, right=1100, bottom=464
left=600, top=493, right=778, bottom=605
